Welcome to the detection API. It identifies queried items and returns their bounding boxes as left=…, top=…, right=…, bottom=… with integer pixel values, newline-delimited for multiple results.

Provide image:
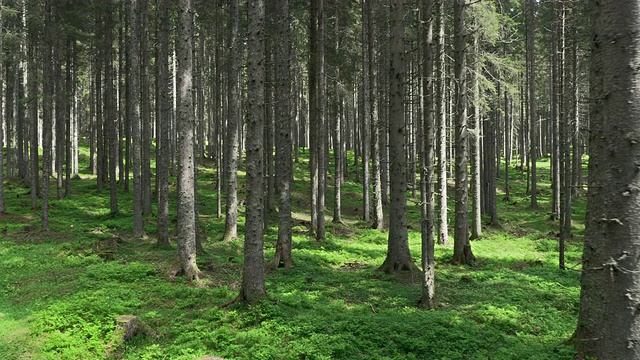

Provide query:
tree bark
left=176, top=0, right=201, bottom=281
left=240, top=0, right=268, bottom=305
left=156, top=0, right=171, bottom=248
left=452, top=0, right=475, bottom=265
left=130, top=0, right=144, bottom=238
left=435, top=0, right=449, bottom=246
left=223, top=0, right=241, bottom=242
left=418, top=0, right=435, bottom=309
left=526, top=0, right=538, bottom=208
left=271, top=0, right=294, bottom=270
left=576, top=0, right=640, bottom=357
left=378, top=0, right=418, bottom=274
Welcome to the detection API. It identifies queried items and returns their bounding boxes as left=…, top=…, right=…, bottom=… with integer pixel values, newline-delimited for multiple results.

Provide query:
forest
left=0, top=0, right=638, bottom=358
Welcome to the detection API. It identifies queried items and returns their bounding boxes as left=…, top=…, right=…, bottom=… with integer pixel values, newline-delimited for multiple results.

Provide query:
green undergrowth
left=0, top=150, right=584, bottom=359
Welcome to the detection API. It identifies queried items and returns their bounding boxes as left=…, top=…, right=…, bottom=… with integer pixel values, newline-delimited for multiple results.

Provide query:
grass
left=0, top=148, right=585, bottom=359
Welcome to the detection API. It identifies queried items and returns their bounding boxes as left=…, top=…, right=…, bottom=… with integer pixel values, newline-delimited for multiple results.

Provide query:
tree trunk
left=223, top=0, right=241, bottom=242
left=452, top=0, right=475, bottom=265
left=156, top=0, right=171, bottom=248
left=418, top=0, right=435, bottom=309
left=367, top=0, right=383, bottom=231
left=176, top=0, right=201, bottom=281
left=140, top=0, right=152, bottom=217
left=315, top=0, right=326, bottom=241
left=240, top=0, right=268, bottom=305
left=435, top=0, right=449, bottom=246
left=527, top=0, right=538, bottom=208
left=130, top=0, right=145, bottom=238
left=271, top=0, right=294, bottom=270
left=105, top=2, right=118, bottom=215
left=576, top=1, right=640, bottom=357
left=42, top=0, right=54, bottom=230
left=0, top=0, right=4, bottom=213
left=378, top=0, right=418, bottom=275
left=470, top=32, right=481, bottom=240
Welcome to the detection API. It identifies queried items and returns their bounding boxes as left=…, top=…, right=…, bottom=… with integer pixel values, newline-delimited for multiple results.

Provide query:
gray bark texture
left=176, top=0, right=201, bottom=281
left=240, top=0, right=268, bottom=305
left=223, top=0, right=241, bottom=242
left=452, top=0, right=475, bottom=265
left=435, top=0, right=449, bottom=246
left=527, top=0, right=538, bottom=208
left=271, top=0, right=293, bottom=270
left=0, top=0, right=4, bottom=213
left=576, top=1, right=640, bottom=358
left=419, top=0, right=435, bottom=309
left=156, top=0, right=171, bottom=248
left=130, top=0, right=144, bottom=238
left=378, top=0, right=418, bottom=274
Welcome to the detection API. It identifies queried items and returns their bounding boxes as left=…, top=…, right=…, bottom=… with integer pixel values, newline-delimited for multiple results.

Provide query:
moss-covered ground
left=0, top=149, right=585, bottom=359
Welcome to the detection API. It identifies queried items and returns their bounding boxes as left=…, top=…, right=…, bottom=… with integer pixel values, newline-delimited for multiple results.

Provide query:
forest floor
left=0, top=149, right=585, bottom=360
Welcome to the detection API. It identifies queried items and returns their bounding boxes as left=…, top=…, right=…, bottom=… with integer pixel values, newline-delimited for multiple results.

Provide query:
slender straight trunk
left=0, top=0, right=4, bottom=213
left=452, top=0, right=475, bottom=265
left=418, top=0, right=435, bottom=309
left=527, top=0, right=538, bottom=208
left=378, top=0, right=418, bottom=274
left=470, top=33, right=481, bottom=239
left=559, top=1, right=571, bottom=268
left=332, top=0, right=343, bottom=225
left=65, top=37, right=73, bottom=197
left=240, top=0, right=268, bottom=305
left=17, top=0, right=27, bottom=181
left=504, top=75, right=511, bottom=201
left=576, top=1, right=640, bottom=357
left=156, top=0, right=171, bottom=248
left=309, top=0, right=319, bottom=233
left=130, top=0, right=145, bottom=237
left=223, top=0, right=241, bottom=242
left=28, top=37, right=39, bottom=210
left=435, top=0, right=449, bottom=246
left=42, top=0, right=54, bottom=230
left=55, top=47, right=63, bottom=200
left=271, top=0, right=293, bottom=270
left=176, top=0, right=201, bottom=280
left=315, top=0, right=326, bottom=241
left=104, top=2, right=118, bottom=215
left=360, top=0, right=370, bottom=223
left=368, top=0, right=383, bottom=231
left=551, top=4, right=560, bottom=221
left=140, top=0, right=152, bottom=216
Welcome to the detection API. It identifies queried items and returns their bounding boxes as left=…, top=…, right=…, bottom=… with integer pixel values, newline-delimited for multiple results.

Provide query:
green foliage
left=0, top=149, right=584, bottom=359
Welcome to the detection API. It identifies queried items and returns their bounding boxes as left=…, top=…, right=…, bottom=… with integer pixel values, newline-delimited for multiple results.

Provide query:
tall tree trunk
left=368, top=0, right=383, bottom=231
left=435, top=0, right=449, bottom=246
left=223, top=0, right=241, bottom=242
left=240, top=0, right=268, bottom=305
left=28, top=32, right=39, bottom=210
left=527, top=0, right=538, bottom=208
left=418, top=0, right=435, bottom=309
left=576, top=0, right=640, bottom=357
left=130, top=0, right=145, bottom=237
left=271, top=0, right=293, bottom=270
left=105, top=2, right=119, bottom=215
left=156, top=0, right=171, bottom=248
left=470, top=32, right=481, bottom=240
left=42, top=0, right=54, bottom=230
left=309, top=0, right=319, bottom=234
left=378, top=0, right=418, bottom=274
left=452, top=0, right=475, bottom=265
left=315, top=0, right=326, bottom=241
left=332, top=0, right=343, bottom=225
left=140, top=0, right=152, bottom=217
left=360, top=0, right=370, bottom=224
left=176, top=0, right=201, bottom=281
left=0, top=0, right=4, bottom=213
